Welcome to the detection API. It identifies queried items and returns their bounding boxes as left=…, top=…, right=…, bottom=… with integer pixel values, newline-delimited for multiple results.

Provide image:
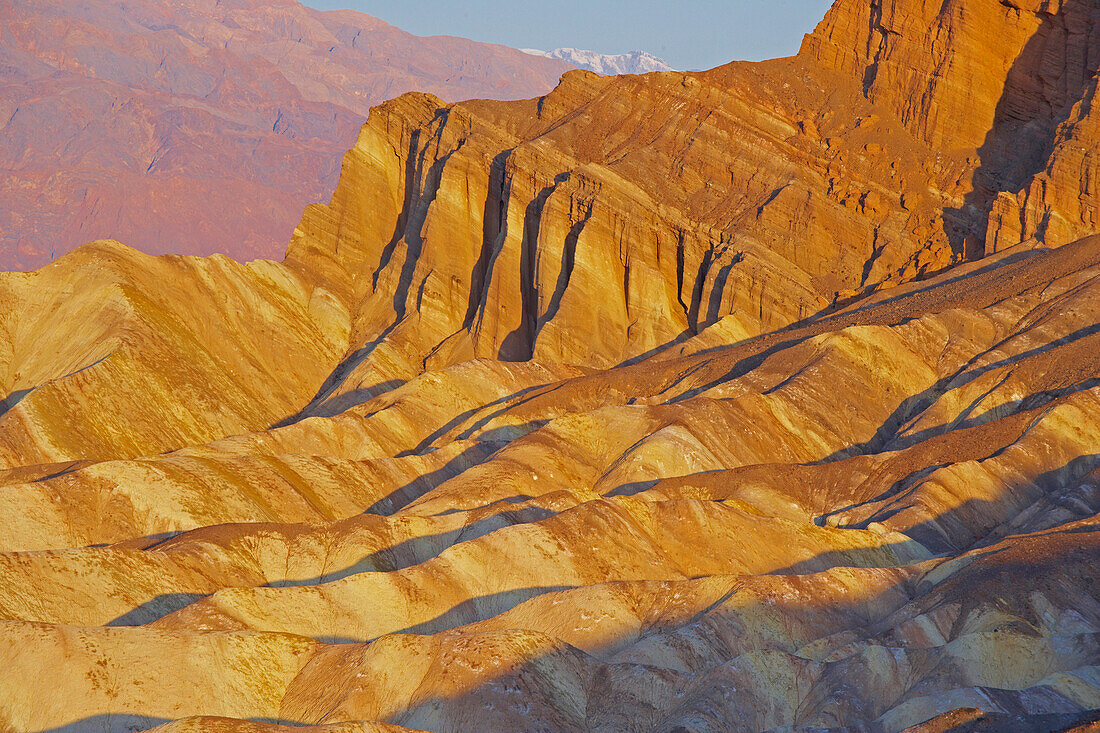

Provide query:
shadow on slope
left=943, top=0, right=1100, bottom=257
left=287, top=510, right=1100, bottom=732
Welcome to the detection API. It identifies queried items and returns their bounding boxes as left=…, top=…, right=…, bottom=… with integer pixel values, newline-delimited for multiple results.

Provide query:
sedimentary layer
left=1, top=0, right=1099, bottom=731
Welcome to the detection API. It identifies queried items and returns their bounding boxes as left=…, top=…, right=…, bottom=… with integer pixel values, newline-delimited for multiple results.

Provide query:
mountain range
left=521, top=47, right=674, bottom=75
left=0, top=0, right=570, bottom=270
left=1, top=0, right=1100, bottom=731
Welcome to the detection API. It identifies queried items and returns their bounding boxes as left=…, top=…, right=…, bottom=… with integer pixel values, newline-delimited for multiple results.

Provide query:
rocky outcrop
left=987, top=71, right=1100, bottom=251
left=0, top=0, right=571, bottom=270
left=803, top=0, right=1100, bottom=255
left=283, top=61, right=963, bottom=409
left=273, top=0, right=1100, bottom=412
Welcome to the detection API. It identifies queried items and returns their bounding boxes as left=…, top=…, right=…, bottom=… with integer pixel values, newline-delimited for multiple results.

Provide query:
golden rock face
left=2, top=0, right=1100, bottom=731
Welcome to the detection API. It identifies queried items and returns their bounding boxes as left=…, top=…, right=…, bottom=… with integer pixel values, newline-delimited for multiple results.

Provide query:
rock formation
left=1, top=0, right=1100, bottom=731
left=803, top=0, right=1100, bottom=255
left=0, top=0, right=571, bottom=270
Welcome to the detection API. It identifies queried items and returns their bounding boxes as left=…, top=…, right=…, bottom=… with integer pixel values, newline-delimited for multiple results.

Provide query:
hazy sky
left=302, top=1, right=835, bottom=71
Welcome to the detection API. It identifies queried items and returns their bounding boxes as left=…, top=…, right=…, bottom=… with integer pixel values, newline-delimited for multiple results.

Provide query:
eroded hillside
left=0, top=0, right=1099, bottom=731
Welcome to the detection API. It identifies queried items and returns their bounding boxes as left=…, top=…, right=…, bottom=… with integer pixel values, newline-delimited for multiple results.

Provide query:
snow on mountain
left=522, top=47, right=674, bottom=75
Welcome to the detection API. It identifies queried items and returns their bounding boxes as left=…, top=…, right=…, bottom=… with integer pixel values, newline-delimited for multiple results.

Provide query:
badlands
left=1, top=0, right=1100, bottom=731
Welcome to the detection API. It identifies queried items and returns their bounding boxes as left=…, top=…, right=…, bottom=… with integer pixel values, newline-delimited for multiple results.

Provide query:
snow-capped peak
left=521, top=47, right=674, bottom=75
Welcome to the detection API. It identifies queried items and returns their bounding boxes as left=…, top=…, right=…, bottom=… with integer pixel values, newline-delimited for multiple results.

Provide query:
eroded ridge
left=1, top=0, right=1100, bottom=731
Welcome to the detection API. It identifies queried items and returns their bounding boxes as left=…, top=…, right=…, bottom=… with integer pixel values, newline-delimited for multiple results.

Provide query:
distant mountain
left=0, top=0, right=571, bottom=270
left=522, top=47, right=673, bottom=75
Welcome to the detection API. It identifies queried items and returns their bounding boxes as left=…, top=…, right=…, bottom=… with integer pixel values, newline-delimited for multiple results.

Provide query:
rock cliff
left=803, top=0, right=1100, bottom=254
left=281, top=0, right=1100, bottom=407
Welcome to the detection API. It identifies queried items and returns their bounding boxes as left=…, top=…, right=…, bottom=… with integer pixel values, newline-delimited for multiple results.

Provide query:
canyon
left=1, top=0, right=1100, bottom=731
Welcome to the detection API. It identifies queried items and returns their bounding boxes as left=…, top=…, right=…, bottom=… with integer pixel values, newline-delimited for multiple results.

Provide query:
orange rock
left=0, top=1, right=1099, bottom=731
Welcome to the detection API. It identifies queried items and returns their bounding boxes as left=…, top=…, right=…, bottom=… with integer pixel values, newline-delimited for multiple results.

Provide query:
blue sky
left=302, top=1, right=835, bottom=71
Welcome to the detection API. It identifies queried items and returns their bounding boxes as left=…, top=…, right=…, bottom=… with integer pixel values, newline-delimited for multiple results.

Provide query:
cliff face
left=2, top=0, right=1100, bottom=731
left=283, top=61, right=957, bottom=406
left=0, top=0, right=571, bottom=270
left=272, top=0, right=1100, bottom=413
left=802, top=0, right=1095, bottom=150
left=803, top=0, right=1100, bottom=253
